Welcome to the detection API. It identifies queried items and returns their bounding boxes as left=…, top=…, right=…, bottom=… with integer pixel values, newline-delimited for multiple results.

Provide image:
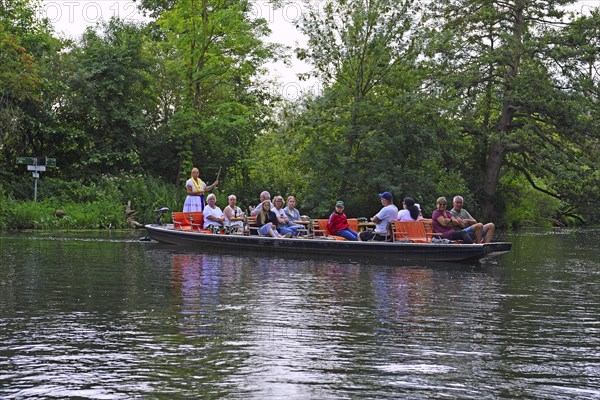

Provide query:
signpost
left=17, top=157, right=57, bottom=202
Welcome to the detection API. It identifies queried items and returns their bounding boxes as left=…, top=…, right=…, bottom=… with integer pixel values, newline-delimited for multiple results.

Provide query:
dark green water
left=0, top=229, right=598, bottom=399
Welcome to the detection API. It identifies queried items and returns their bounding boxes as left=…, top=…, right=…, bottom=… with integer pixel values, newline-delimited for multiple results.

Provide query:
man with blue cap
left=358, top=192, right=398, bottom=241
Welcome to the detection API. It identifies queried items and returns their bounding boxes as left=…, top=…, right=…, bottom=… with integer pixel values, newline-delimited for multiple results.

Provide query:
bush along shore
left=0, top=175, right=185, bottom=230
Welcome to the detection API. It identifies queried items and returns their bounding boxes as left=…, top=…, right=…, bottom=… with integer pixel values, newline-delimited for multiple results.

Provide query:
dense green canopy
left=1, top=0, right=598, bottom=227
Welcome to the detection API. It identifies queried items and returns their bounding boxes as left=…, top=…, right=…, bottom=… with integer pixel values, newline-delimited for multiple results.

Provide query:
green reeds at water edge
left=0, top=175, right=185, bottom=230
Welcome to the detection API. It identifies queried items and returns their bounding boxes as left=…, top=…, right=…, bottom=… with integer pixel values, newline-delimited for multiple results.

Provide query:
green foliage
left=51, top=19, right=155, bottom=178
left=422, top=0, right=600, bottom=222
left=155, top=0, right=281, bottom=181
left=0, top=0, right=62, bottom=178
left=1, top=0, right=599, bottom=230
left=289, top=0, right=449, bottom=217
left=500, top=173, right=561, bottom=229
left=0, top=175, right=184, bottom=229
left=0, top=185, right=10, bottom=229
left=6, top=200, right=121, bottom=229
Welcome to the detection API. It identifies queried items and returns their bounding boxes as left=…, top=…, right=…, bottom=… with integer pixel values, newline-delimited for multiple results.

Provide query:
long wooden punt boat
left=144, top=222, right=512, bottom=263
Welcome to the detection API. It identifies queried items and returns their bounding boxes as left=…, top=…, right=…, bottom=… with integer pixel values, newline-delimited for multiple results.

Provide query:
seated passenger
left=249, top=191, right=272, bottom=216
left=358, top=192, right=398, bottom=241
left=327, top=201, right=358, bottom=241
left=450, top=195, right=494, bottom=243
left=397, top=197, right=423, bottom=221
left=272, top=195, right=302, bottom=237
left=431, top=197, right=474, bottom=243
left=256, top=200, right=291, bottom=238
left=283, top=196, right=301, bottom=222
left=203, top=193, right=225, bottom=230
left=223, top=194, right=244, bottom=233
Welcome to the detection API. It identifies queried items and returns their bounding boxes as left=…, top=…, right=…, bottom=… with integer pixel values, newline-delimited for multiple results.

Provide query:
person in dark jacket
left=327, top=201, right=358, bottom=241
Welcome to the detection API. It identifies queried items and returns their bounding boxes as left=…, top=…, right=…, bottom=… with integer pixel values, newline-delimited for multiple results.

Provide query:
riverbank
left=0, top=175, right=184, bottom=230
left=1, top=175, right=594, bottom=230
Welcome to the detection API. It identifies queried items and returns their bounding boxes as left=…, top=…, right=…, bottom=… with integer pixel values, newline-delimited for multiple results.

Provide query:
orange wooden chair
left=313, top=218, right=348, bottom=240
left=392, top=220, right=442, bottom=243
left=330, top=218, right=361, bottom=240
left=347, top=218, right=359, bottom=233
left=312, top=219, right=329, bottom=237
left=172, top=212, right=192, bottom=231
left=422, top=219, right=444, bottom=241
left=189, top=212, right=204, bottom=231
left=391, top=221, right=410, bottom=242
left=246, top=215, right=259, bottom=235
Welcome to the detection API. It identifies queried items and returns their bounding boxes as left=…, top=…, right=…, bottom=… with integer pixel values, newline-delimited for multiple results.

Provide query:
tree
left=292, top=0, right=451, bottom=214
left=149, top=0, right=282, bottom=184
left=52, top=19, right=155, bottom=178
left=0, top=0, right=60, bottom=178
left=424, top=0, right=600, bottom=222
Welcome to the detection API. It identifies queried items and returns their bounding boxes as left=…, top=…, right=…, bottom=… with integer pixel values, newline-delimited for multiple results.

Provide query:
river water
left=0, top=229, right=598, bottom=399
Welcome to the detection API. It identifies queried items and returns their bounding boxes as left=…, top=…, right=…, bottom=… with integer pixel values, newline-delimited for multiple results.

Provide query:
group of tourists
left=248, top=192, right=304, bottom=238
left=328, top=192, right=494, bottom=243
left=332, top=193, right=495, bottom=243
left=182, top=168, right=304, bottom=239
left=182, top=168, right=495, bottom=243
left=431, top=196, right=495, bottom=244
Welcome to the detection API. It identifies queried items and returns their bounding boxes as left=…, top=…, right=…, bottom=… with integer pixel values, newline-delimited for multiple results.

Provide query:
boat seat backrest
left=313, top=219, right=330, bottom=236
left=246, top=215, right=259, bottom=235
left=393, top=220, right=443, bottom=242
left=421, top=219, right=443, bottom=241
left=189, top=212, right=204, bottom=230
left=172, top=212, right=192, bottom=230
left=393, top=221, right=428, bottom=242
left=347, top=218, right=359, bottom=233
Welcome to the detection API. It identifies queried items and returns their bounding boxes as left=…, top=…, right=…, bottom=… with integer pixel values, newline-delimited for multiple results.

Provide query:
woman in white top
left=397, top=197, right=423, bottom=221
left=183, top=167, right=219, bottom=212
left=223, top=194, right=244, bottom=230
left=203, top=194, right=225, bottom=229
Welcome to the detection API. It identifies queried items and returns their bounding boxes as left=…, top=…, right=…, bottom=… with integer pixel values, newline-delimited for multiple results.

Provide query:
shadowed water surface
left=0, top=229, right=598, bottom=399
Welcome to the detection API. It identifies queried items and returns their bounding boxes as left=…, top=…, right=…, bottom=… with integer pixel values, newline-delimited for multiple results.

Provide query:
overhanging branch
left=504, top=160, right=562, bottom=200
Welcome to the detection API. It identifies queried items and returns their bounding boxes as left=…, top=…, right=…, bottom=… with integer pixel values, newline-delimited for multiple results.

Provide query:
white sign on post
left=17, top=156, right=56, bottom=202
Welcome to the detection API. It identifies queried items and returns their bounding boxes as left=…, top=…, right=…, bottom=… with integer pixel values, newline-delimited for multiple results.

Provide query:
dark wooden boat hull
left=145, top=224, right=511, bottom=263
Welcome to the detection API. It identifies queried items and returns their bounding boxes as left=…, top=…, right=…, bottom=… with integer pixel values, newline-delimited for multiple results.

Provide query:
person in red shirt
left=327, top=201, right=358, bottom=241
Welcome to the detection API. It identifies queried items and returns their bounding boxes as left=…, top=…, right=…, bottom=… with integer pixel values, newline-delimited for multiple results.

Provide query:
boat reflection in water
left=169, top=250, right=440, bottom=341
left=171, top=254, right=227, bottom=336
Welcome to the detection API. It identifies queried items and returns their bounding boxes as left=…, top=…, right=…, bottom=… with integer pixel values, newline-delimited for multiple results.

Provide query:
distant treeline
left=1, top=0, right=599, bottom=229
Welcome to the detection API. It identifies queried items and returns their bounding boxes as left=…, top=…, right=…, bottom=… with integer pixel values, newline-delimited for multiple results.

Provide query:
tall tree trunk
left=480, top=0, right=524, bottom=222
left=482, top=136, right=505, bottom=222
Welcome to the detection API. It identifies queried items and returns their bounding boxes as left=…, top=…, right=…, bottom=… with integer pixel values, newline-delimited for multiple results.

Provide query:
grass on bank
left=0, top=175, right=186, bottom=230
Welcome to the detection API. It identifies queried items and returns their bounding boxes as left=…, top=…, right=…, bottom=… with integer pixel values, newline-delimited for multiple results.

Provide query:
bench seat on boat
left=172, top=211, right=213, bottom=233
left=391, top=220, right=443, bottom=243
left=172, top=212, right=193, bottom=231
left=313, top=218, right=356, bottom=240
